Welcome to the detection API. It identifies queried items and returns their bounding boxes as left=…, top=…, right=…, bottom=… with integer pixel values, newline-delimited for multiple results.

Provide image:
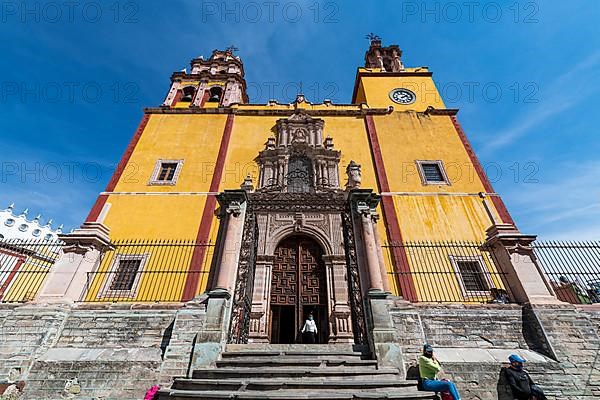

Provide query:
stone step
left=215, top=358, right=378, bottom=368
left=172, top=378, right=417, bottom=392
left=192, top=367, right=401, bottom=379
left=158, top=389, right=438, bottom=400
left=220, top=351, right=367, bottom=361
left=225, top=344, right=367, bottom=354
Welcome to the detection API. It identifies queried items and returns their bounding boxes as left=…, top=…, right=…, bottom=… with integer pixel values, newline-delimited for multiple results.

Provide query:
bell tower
left=161, top=46, right=249, bottom=109
left=353, top=35, right=446, bottom=110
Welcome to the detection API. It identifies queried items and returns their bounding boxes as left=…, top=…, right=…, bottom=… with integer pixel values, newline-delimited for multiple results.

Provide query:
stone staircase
left=158, top=344, right=437, bottom=400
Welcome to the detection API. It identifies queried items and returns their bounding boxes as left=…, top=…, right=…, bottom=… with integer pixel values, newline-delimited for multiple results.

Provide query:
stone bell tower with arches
left=161, top=46, right=248, bottom=108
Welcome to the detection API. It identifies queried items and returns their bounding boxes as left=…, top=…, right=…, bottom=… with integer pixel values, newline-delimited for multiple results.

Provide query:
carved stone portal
left=242, top=111, right=354, bottom=343
left=247, top=193, right=354, bottom=344
left=222, top=111, right=389, bottom=344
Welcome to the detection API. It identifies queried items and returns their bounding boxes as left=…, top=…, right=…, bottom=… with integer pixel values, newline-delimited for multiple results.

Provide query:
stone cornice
left=171, top=72, right=247, bottom=85
left=424, top=106, right=459, bottom=116
left=191, top=55, right=245, bottom=73
left=143, top=105, right=459, bottom=118
left=143, top=106, right=394, bottom=117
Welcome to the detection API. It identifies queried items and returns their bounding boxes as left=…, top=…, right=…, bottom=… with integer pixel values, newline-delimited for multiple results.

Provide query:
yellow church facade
left=80, top=38, right=516, bottom=317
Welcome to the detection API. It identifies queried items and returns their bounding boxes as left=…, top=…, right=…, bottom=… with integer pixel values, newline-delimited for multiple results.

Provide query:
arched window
left=208, top=87, right=223, bottom=103
left=287, top=156, right=312, bottom=193
left=181, top=86, right=196, bottom=102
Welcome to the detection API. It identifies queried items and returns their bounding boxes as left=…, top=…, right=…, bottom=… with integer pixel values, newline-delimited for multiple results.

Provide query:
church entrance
left=269, top=236, right=328, bottom=344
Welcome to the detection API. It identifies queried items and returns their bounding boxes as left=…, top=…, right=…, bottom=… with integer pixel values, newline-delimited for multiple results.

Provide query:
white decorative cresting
left=0, top=203, right=63, bottom=241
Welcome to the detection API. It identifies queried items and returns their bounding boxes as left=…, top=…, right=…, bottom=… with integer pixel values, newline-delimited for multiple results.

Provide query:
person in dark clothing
left=504, top=354, right=547, bottom=400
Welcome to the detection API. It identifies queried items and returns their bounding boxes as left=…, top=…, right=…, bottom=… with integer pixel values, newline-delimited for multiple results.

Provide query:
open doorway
left=269, top=235, right=329, bottom=344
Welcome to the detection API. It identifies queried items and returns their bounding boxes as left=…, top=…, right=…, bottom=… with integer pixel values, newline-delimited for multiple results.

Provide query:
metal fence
left=80, top=239, right=214, bottom=302
left=533, top=241, right=600, bottom=305
left=0, top=239, right=63, bottom=303
left=384, top=241, right=513, bottom=303
left=4, top=236, right=599, bottom=306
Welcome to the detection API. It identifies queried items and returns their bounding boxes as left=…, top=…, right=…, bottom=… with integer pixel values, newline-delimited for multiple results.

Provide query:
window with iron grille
left=416, top=160, right=450, bottom=185
left=456, top=259, right=489, bottom=292
left=287, top=156, right=313, bottom=193
left=149, top=159, right=184, bottom=185
left=110, top=258, right=142, bottom=291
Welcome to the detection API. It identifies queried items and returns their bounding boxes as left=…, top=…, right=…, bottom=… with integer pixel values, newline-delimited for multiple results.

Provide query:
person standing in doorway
left=301, top=313, right=318, bottom=344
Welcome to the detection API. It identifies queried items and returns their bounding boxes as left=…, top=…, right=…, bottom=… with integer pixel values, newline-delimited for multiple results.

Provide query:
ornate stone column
left=212, top=190, right=248, bottom=294
left=350, top=190, right=385, bottom=293
left=36, top=222, right=111, bottom=303
left=372, top=214, right=392, bottom=293
left=191, top=190, right=248, bottom=370
left=484, top=223, right=561, bottom=305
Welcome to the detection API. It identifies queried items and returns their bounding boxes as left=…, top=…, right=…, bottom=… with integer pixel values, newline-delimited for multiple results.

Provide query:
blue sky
left=0, top=0, right=599, bottom=239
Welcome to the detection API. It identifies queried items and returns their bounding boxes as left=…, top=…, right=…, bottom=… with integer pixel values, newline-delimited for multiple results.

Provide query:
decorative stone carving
left=234, top=114, right=367, bottom=344
left=240, top=175, right=254, bottom=192
left=244, top=190, right=354, bottom=343
left=256, top=110, right=341, bottom=192
left=345, top=160, right=362, bottom=190
left=364, top=36, right=405, bottom=72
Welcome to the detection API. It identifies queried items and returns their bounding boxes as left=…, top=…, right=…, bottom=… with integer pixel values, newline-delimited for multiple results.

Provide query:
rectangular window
left=110, top=259, right=142, bottom=291
left=98, top=253, right=149, bottom=299
left=416, top=160, right=450, bottom=185
left=456, top=260, right=489, bottom=292
left=149, top=159, right=184, bottom=185
left=157, top=163, right=178, bottom=181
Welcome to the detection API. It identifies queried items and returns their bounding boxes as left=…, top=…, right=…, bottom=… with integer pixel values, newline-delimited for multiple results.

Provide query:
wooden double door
left=270, top=236, right=328, bottom=344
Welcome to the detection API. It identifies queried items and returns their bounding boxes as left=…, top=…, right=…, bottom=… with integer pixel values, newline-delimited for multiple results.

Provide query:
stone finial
left=20, top=208, right=28, bottom=217
left=7, top=203, right=14, bottom=212
left=324, top=136, right=334, bottom=150
left=345, top=160, right=362, bottom=190
left=240, top=175, right=254, bottom=192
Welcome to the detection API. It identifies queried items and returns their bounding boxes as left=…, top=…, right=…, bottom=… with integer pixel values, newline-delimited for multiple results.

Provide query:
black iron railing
left=80, top=239, right=214, bottom=302
left=0, top=239, right=63, bottom=303
left=533, top=241, right=600, bottom=304
left=384, top=241, right=513, bottom=303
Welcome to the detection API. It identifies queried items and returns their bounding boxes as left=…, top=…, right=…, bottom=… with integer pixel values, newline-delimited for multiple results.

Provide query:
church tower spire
left=161, top=47, right=248, bottom=108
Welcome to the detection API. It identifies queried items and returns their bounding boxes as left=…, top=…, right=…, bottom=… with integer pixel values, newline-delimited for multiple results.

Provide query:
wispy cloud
left=506, top=160, right=600, bottom=239
left=480, top=50, right=600, bottom=154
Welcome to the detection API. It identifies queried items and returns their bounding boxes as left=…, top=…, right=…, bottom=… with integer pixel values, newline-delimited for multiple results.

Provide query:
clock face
left=389, top=88, right=416, bottom=105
